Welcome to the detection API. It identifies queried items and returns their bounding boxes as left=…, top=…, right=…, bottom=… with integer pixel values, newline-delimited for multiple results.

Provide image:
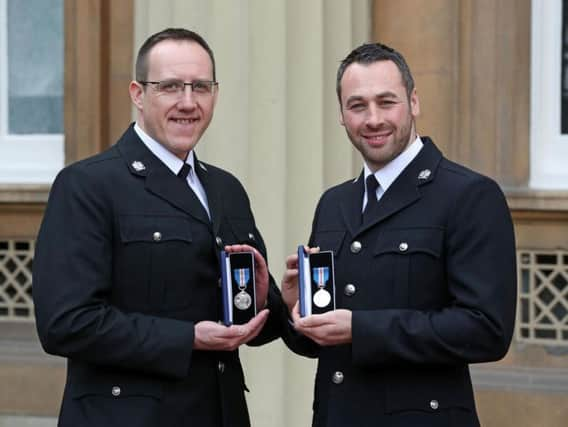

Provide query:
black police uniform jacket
left=283, top=137, right=517, bottom=427
left=33, top=124, right=284, bottom=427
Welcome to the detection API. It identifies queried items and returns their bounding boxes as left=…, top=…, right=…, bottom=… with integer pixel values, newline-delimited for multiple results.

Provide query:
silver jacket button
left=344, top=283, right=356, bottom=296
left=218, top=361, right=225, bottom=373
left=153, top=231, right=162, bottom=242
left=399, top=242, right=408, bottom=252
left=248, top=232, right=255, bottom=240
left=332, top=371, right=344, bottom=384
left=350, top=241, right=362, bottom=253
left=430, top=399, right=439, bottom=410
left=216, top=236, right=223, bottom=247
left=111, top=386, right=121, bottom=397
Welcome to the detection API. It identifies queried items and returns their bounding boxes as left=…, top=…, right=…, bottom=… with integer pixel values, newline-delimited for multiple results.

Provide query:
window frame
left=0, top=0, right=64, bottom=185
left=530, top=0, right=568, bottom=190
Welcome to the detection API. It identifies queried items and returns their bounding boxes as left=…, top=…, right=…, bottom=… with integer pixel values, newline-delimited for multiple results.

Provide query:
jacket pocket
left=373, top=227, right=444, bottom=307
left=117, top=214, right=193, bottom=311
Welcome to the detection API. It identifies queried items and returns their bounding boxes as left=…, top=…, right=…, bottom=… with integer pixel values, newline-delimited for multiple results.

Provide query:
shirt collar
left=363, top=135, right=424, bottom=192
left=134, top=122, right=195, bottom=175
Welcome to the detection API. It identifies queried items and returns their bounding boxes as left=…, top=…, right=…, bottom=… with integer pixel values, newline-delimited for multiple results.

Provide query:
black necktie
left=177, top=162, right=211, bottom=221
left=362, top=175, right=380, bottom=225
left=178, top=163, right=191, bottom=180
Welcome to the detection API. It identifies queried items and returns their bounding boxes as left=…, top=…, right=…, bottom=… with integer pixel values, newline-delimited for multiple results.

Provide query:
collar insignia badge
left=418, top=169, right=431, bottom=180
left=131, top=161, right=146, bottom=172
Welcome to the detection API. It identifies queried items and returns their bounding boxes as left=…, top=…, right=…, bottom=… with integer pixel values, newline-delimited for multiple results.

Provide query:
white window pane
left=531, top=0, right=568, bottom=189
left=7, top=0, right=63, bottom=134
left=563, top=0, right=568, bottom=133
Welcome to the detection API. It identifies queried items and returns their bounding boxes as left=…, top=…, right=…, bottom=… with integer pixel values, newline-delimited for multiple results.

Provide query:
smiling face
left=129, top=40, right=218, bottom=160
left=339, top=60, right=420, bottom=172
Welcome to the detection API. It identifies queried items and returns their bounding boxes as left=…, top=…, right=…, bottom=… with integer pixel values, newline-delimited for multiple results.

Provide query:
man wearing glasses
left=33, top=28, right=284, bottom=427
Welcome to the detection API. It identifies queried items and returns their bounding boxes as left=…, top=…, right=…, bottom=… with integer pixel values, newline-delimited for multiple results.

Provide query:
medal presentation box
left=220, top=251, right=257, bottom=326
left=298, top=246, right=336, bottom=317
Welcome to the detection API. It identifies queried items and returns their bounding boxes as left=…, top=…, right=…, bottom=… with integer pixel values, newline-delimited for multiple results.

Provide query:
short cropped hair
left=135, top=28, right=216, bottom=82
left=336, top=42, right=414, bottom=105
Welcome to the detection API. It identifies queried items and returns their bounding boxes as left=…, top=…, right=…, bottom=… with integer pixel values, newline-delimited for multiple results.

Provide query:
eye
left=379, top=99, right=397, bottom=107
left=192, top=81, right=212, bottom=94
left=159, top=80, right=183, bottom=93
left=347, top=103, right=366, bottom=111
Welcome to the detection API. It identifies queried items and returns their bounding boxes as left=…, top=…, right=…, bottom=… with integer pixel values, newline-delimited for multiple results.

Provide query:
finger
left=194, top=321, right=243, bottom=350
left=248, top=308, right=270, bottom=328
left=299, top=313, right=334, bottom=329
left=223, top=324, right=249, bottom=338
left=234, top=310, right=269, bottom=345
left=250, top=247, right=266, bottom=266
left=244, top=311, right=270, bottom=339
left=285, top=254, right=298, bottom=269
left=281, top=269, right=299, bottom=286
left=224, top=243, right=249, bottom=253
left=234, top=309, right=268, bottom=338
left=305, top=246, right=320, bottom=254
left=291, top=302, right=302, bottom=325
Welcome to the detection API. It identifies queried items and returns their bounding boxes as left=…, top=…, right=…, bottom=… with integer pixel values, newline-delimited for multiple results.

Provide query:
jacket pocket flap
left=374, top=227, right=443, bottom=258
left=119, top=214, right=192, bottom=243
left=71, top=372, right=163, bottom=400
left=385, top=366, right=473, bottom=414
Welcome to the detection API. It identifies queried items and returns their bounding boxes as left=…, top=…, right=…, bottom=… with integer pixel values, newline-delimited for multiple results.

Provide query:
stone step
left=0, top=416, right=57, bottom=427
left=0, top=324, right=65, bottom=418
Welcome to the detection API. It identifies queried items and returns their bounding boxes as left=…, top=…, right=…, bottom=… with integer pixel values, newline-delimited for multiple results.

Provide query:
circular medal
left=313, top=288, right=331, bottom=308
left=234, top=291, right=252, bottom=310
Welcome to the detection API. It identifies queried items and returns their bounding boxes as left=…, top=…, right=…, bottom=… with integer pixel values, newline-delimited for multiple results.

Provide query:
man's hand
left=194, top=309, right=270, bottom=351
left=291, top=303, right=352, bottom=346
left=224, top=244, right=269, bottom=311
left=280, top=246, right=320, bottom=313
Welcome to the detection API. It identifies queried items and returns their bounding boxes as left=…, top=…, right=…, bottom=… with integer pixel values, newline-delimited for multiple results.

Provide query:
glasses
left=139, top=79, right=218, bottom=97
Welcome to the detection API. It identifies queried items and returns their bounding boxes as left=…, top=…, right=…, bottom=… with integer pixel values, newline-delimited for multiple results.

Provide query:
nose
left=177, top=86, right=197, bottom=109
left=365, top=104, right=384, bottom=128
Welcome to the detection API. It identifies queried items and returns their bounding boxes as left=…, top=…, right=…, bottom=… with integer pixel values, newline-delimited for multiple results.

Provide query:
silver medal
left=313, top=288, right=331, bottom=308
left=234, top=290, right=252, bottom=310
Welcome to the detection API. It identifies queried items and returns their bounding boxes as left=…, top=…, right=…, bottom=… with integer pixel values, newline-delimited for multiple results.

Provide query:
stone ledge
left=0, top=185, right=50, bottom=203
left=0, top=339, right=63, bottom=365
left=505, top=187, right=568, bottom=211
left=471, top=365, right=568, bottom=393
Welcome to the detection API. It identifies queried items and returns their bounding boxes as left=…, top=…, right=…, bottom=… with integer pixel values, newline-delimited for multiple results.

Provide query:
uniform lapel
left=116, top=125, right=211, bottom=227
left=354, top=138, right=442, bottom=235
left=145, top=166, right=211, bottom=226
left=193, top=154, right=223, bottom=236
left=340, top=171, right=366, bottom=237
left=357, top=170, right=421, bottom=234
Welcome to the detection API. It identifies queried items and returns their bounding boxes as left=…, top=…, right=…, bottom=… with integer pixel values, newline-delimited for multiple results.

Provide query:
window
left=531, top=0, right=568, bottom=189
left=562, top=0, right=568, bottom=134
left=0, top=0, right=64, bottom=184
